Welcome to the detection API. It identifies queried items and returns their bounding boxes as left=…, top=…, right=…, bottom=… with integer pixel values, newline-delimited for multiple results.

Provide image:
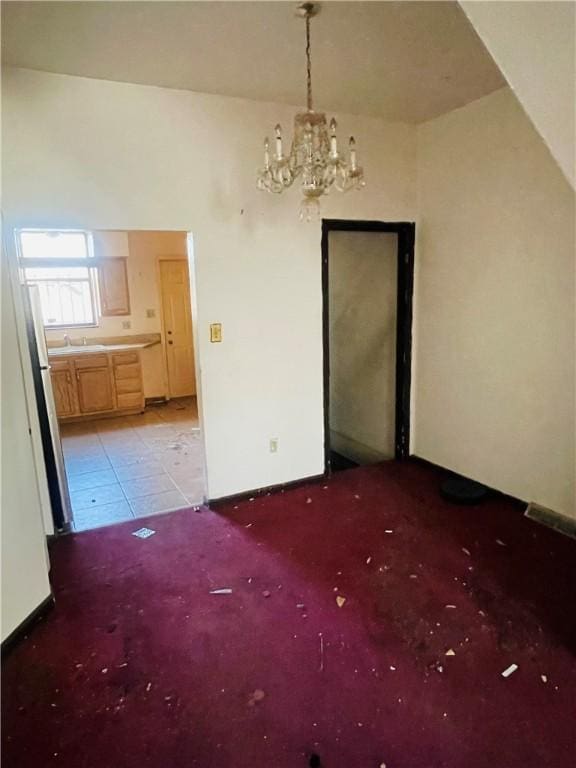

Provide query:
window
left=18, top=230, right=98, bottom=328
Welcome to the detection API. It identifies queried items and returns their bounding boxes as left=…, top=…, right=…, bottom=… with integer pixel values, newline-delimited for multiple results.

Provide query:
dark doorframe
left=321, top=219, right=415, bottom=473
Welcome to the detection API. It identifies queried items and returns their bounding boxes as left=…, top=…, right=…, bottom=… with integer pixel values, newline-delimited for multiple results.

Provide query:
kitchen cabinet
left=75, top=355, right=115, bottom=414
left=97, top=258, right=131, bottom=316
left=50, top=350, right=144, bottom=421
left=50, top=359, right=78, bottom=418
left=112, top=351, right=144, bottom=411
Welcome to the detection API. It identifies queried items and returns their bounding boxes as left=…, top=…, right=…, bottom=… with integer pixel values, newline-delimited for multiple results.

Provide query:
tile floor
left=60, top=397, right=205, bottom=532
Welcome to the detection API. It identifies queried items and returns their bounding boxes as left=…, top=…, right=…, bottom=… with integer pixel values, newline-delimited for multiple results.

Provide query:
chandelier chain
left=306, top=12, right=312, bottom=111
left=256, top=2, right=365, bottom=217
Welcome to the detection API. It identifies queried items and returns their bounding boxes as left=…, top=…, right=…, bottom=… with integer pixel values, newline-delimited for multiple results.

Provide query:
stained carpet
left=2, top=461, right=575, bottom=767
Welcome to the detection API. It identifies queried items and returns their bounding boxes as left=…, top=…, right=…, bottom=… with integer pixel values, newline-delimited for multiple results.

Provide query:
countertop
left=48, top=342, right=154, bottom=357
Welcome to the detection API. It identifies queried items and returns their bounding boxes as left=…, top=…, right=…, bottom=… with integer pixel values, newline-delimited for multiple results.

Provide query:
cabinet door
left=97, top=258, right=130, bottom=316
left=76, top=365, right=115, bottom=414
left=50, top=361, right=77, bottom=418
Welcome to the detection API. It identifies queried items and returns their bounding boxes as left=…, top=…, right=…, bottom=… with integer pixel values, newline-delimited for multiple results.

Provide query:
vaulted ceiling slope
left=461, top=0, right=575, bottom=188
left=1, top=1, right=505, bottom=124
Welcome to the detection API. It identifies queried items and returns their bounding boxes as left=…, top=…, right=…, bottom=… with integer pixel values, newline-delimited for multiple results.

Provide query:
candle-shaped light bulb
left=329, top=118, right=338, bottom=157
left=275, top=124, right=283, bottom=160
left=349, top=136, right=357, bottom=171
left=264, top=137, right=270, bottom=169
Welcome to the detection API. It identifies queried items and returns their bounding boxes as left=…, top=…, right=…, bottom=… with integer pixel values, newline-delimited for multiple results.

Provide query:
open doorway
left=322, top=219, right=415, bottom=473
left=19, top=228, right=206, bottom=533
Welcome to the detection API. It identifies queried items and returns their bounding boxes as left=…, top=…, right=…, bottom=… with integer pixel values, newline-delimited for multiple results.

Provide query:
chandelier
left=256, top=2, right=365, bottom=220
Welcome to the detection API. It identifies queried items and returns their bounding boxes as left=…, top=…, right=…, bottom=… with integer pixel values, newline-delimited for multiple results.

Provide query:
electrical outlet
left=146, top=308, right=156, bottom=319
left=122, top=320, right=131, bottom=330
left=269, top=438, right=278, bottom=453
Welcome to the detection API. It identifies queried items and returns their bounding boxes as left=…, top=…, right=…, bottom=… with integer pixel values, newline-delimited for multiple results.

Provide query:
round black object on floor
left=441, top=474, right=489, bottom=505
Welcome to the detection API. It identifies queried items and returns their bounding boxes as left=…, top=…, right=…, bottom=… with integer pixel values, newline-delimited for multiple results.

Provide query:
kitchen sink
left=49, top=344, right=107, bottom=355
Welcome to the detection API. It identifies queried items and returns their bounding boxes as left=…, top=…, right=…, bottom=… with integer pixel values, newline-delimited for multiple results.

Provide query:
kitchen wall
left=414, top=87, right=575, bottom=519
left=329, top=230, right=398, bottom=464
left=44, top=229, right=188, bottom=398
left=2, top=67, right=417, bottom=500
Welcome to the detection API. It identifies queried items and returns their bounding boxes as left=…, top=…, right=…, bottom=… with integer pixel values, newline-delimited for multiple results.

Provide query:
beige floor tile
left=129, top=489, right=188, bottom=517
left=67, top=468, right=117, bottom=492
left=64, top=446, right=108, bottom=464
left=120, top=473, right=177, bottom=500
left=185, top=491, right=205, bottom=506
left=62, top=397, right=202, bottom=529
left=103, top=444, right=148, bottom=460
left=61, top=433, right=101, bottom=448
left=63, top=446, right=103, bottom=462
left=73, top=501, right=133, bottom=531
left=60, top=423, right=96, bottom=437
left=95, top=417, right=133, bottom=432
left=107, top=449, right=153, bottom=467
left=172, top=477, right=205, bottom=501
left=70, top=482, right=126, bottom=512
left=154, top=452, right=204, bottom=478
left=141, top=436, right=191, bottom=453
left=113, top=459, right=165, bottom=482
left=99, top=433, right=143, bottom=449
left=66, top=455, right=112, bottom=476
left=125, top=412, right=163, bottom=427
left=168, top=464, right=205, bottom=482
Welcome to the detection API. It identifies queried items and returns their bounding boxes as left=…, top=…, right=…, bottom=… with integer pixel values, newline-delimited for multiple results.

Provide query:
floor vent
left=145, top=396, right=168, bottom=406
left=524, top=502, right=576, bottom=540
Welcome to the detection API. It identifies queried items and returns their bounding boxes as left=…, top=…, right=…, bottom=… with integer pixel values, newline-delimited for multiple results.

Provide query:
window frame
left=17, top=229, right=100, bottom=330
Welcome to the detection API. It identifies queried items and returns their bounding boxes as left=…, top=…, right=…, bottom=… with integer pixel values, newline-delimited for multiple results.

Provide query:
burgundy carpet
left=2, top=461, right=576, bottom=768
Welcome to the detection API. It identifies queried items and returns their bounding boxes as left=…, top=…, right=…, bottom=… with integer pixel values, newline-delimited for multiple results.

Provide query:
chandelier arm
left=306, top=11, right=312, bottom=111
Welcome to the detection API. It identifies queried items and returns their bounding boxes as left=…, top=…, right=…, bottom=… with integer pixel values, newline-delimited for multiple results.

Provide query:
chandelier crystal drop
left=256, top=2, right=365, bottom=220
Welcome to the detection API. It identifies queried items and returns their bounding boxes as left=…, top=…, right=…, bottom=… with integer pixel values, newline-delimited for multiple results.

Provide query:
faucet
left=63, top=334, right=71, bottom=347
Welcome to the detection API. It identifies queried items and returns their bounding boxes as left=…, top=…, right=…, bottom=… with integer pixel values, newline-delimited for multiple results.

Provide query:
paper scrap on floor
left=132, top=527, right=156, bottom=539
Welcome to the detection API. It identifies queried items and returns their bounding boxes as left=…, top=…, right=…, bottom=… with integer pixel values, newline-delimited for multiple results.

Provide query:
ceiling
left=1, top=1, right=505, bottom=124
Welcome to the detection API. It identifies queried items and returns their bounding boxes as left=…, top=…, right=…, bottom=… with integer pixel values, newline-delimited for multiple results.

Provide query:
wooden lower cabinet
left=76, top=366, right=115, bottom=414
left=50, top=351, right=145, bottom=421
left=112, top=352, right=144, bottom=411
left=50, top=359, right=78, bottom=418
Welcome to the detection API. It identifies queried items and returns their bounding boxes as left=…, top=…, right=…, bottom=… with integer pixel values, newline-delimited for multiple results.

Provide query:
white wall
left=2, top=68, right=417, bottom=500
left=1, top=250, right=52, bottom=642
left=415, top=87, right=575, bottom=518
left=460, top=0, right=575, bottom=188
left=329, top=231, right=398, bottom=463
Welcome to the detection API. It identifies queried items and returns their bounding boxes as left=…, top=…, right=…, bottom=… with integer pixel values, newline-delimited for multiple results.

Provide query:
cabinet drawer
left=116, top=392, right=144, bottom=410
left=112, top=352, right=139, bottom=366
left=74, top=354, right=110, bottom=370
left=114, top=362, right=141, bottom=380
left=50, top=359, right=73, bottom=372
left=115, top=377, right=142, bottom=395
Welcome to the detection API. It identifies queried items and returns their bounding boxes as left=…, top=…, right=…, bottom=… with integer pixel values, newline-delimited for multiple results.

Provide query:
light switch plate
left=210, top=323, right=222, bottom=343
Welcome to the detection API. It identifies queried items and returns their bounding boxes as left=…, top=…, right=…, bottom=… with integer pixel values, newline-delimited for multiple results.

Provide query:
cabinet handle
left=168, top=340, right=173, bottom=345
